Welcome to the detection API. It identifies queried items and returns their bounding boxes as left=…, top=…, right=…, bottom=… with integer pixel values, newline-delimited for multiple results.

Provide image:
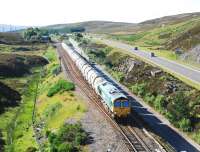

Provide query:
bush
left=178, top=118, right=191, bottom=132
left=144, top=93, right=155, bottom=105
left=47, top=79, right=75, bottom=97
left=131, top=83, right=146, bottom=97
left=57, top=143, right=74, bottom=152
left=102, top=47, right=112, bottom=55
left=111, top=71, right=124, bottom=82
left=154, top=95, right=165, bottom=111
left=48, top=123, right=87, bottom=152
left=166, top=91, right=192, bottom=130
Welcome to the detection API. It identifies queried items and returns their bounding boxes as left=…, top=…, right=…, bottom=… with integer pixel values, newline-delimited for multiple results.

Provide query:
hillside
left=44, top=12, right=200, bottom=34
left=44, top=21, right=135, bottom=33
left=109, top=12, right=200, bottom=64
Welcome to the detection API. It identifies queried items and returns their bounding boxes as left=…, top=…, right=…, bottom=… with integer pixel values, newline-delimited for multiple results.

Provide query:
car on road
left=150, top=52, right=155, bottom=57
left=133, top=47, right=138, bottom=51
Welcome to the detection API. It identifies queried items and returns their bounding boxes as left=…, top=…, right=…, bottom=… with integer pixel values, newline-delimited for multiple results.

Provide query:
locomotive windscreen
left=114, top=100, right=129, bottom=107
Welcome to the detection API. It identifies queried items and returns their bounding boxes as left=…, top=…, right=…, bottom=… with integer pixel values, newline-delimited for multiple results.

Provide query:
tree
left=23, top=27, right=49, bottom=41
left=167, top=92, right=191, bottom=125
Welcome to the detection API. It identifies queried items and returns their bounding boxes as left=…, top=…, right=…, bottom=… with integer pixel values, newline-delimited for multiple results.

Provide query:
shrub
left=144, top=93, right=155, bottom=105
left=57, top=143, right=74, bottom=152
left=154, top=95, right=165, bottom=111
left=74, top=132, right=87, bottom=146
left=48, top=123, right=87, bottom=152
left=166, top=92, right=191, bottom=129
left=131, top=83, right=147, bottom=97
left=103, top=47, right=112, bottom=55
left=57, top=123, right=86, bottom=145
left=48, top=132, right=57, bottom=144
left=47, top=79, right=75, bottom=97
left=178, top=118, right=191, bottom=132
left=45, top=130, right=51, bottom=137
left=111, top=71, right=124, bottom=82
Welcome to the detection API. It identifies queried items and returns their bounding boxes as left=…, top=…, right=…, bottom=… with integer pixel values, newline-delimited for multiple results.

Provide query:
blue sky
left=0, top=0, right=199, bottom=26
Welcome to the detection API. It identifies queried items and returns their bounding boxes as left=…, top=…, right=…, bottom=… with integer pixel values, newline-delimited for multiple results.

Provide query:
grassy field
left=111, top=17, right=200, bottom=48
left=37, top=73, right=87, bottom=130
left=0, top=44, right=48, bottom=151
left=9, top=73, right=40, bottom=152
left=0, top=44, right=88, bottom=151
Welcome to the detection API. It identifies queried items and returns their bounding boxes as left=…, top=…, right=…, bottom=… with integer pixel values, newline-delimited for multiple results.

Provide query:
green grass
left=112, top=17, right=200, bottom=48
left=47, top=79, right=75, bottom=97
left=0, top=73, right=40, bottom=152
left=43, top=47, right=57, bottom=62
left=0, top=43, right=48, bottom=55
left=37, top=72, right=87, bottom=130
left=8, top=72, right=40, bottom=152
left=0, top=108, right=18, bottom=146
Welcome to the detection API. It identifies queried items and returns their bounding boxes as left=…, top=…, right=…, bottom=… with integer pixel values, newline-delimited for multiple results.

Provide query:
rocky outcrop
left=113, top=57, right=142, bottom=74
left=181, top=45, right=200, bottom=63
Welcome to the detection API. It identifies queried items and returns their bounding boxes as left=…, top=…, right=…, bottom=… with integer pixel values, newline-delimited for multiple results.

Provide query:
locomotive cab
left=113, top=97, right=131, bottom=118
left=97, top=82, right=131, bottom=118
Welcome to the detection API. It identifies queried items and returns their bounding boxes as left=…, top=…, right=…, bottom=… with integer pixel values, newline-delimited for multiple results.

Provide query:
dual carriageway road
left=92, top=37, right=200, bottom=87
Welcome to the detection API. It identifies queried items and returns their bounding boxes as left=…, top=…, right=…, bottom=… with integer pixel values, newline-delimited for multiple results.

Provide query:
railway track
left=57, top=43, right=164, bottom=152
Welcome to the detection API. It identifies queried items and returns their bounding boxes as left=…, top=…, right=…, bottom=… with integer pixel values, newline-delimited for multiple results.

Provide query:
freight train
left=62, top=42, right=131, bottom=118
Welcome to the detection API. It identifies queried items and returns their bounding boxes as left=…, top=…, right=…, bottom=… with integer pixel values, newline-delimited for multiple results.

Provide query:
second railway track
left=57, top=43, right=165, bottom=152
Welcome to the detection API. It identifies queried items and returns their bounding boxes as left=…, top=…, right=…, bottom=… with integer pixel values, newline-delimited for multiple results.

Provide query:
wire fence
left=6, top=69, right=42, bottom=152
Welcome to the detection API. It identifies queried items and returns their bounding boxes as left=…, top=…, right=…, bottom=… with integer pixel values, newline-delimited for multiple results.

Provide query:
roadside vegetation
left=75, top=36, right=200, bottom=144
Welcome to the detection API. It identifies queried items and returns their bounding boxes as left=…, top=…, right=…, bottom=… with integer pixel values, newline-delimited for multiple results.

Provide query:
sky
left=0, top=0, right=199, bottom=26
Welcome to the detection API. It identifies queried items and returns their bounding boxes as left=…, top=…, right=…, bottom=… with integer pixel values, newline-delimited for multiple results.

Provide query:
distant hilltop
left=44, top=12, right=200, bottom=34
left=0, top=24, right=27, bottom=32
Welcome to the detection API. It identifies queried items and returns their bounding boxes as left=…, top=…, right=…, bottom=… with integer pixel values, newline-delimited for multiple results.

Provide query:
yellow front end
left=113, top=107, right=131, bottom=118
